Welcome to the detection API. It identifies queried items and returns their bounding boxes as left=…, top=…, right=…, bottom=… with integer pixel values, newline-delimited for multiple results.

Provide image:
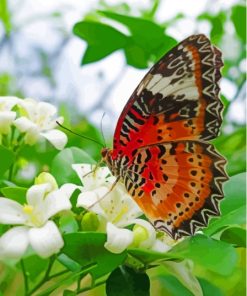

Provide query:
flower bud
left=35, top=172, right=58, bottom=192
left=131, top=224, right=149, bottom=247
left=81, top=212, right=99, bottom=231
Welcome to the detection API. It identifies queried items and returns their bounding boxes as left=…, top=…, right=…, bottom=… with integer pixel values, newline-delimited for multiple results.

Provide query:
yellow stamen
left=23, top=204, right=34, bottom=215
left=112, top=206, right=128, bottom=224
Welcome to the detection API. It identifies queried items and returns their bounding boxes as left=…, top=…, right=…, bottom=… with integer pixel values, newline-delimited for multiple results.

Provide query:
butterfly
left=101, top=34, right=228, bottom=240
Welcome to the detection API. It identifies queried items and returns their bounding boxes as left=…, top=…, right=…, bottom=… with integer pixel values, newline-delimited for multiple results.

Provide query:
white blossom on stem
left=73, top=164, right=175, bottom=254
left=0, top=173, right=73, bottom=260
left=14, top=98, right=67, bottom=149
left=0, top=96, right=20, bottom=135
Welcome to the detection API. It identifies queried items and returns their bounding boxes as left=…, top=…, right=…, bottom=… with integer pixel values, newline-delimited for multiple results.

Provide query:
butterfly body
left=102, top=34, right=228, bottom=240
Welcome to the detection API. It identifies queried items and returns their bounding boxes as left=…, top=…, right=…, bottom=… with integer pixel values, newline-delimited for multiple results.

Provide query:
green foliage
left=74, top=11, right=176, bottom=68
left=0, top=145, right=14, bottom=178
left=205, top=173, right=246, bottom=236
left=51, top=147, right=95, bottom=186
left=106, top=266, right=150, bottom=296
left=62, top=232, right=127, bottom=279
left=73, top=21, right=128, bottom=65
left=220, top=227, right=246, bottom=248
left=231, top=4, right=246, bottom=42
left=1, top=186, right=27, bottom=204
left=170, top=235, right=238, bottom=276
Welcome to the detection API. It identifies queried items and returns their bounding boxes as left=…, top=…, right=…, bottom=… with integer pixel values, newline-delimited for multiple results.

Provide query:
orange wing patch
left=123, top=141, right=228, bottom=239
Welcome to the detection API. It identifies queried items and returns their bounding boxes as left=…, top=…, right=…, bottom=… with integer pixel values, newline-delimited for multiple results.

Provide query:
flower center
left=112, top=205, right=128, bottom=224
left=22, top=204, right=44, bottom=227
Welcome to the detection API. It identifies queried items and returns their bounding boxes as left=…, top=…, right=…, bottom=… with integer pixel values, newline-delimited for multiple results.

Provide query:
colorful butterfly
left=101, top=34, right=228, bottom=240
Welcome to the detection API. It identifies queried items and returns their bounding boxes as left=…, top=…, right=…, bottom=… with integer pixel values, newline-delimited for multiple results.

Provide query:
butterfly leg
left=87, top=176, right=121, bottom=210
left=82, top=159, right=104, bottom=178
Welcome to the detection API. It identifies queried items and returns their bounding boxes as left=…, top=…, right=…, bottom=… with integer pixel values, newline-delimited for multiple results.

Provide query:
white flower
left=0, top=173, right=72, bottom=260
left=0, top=96, right=20, bottom=134
left=14, top=98, right=67, bottom=149
left=73, top=164, right=172, bottom=254
left=74, top=164, right=142, bottom=228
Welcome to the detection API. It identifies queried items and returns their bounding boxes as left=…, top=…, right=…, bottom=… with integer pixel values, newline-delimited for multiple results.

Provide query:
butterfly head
left=101, top=147, right=114, bottom=172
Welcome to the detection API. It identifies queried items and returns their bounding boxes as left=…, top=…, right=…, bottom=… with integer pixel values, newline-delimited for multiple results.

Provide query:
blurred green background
left=0, top=0, right=246, bottom=295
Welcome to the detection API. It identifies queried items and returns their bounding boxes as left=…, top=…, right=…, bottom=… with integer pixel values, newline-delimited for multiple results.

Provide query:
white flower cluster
left=0, top=173, right=74, bottom=260
left=0, top=96, right=67, bottom=149
left=0, top=164, right=177, bottom=260
left=73, top=164, right=175, bottom=254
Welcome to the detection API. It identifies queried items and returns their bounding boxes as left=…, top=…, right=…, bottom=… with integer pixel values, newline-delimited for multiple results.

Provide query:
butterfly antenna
left=56, top=121, right=104, bottom=148
left=100, top=112, right=107, bottom=148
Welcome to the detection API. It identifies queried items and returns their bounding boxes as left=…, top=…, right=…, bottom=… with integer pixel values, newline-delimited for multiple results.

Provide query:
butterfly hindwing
left=113, top=34, right=223, bottom=159
left=123, top=141, right=227, bottom=239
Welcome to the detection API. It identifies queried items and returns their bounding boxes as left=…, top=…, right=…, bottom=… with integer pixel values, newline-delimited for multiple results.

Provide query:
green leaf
left=205, top=206, right=245, bottom=236
left=62, top=232, right=127, bottom=280
left=99, top=11, right=177, bottom=68
left=198, top=12, right=226, bottom=44
left=73, top=21, right=127, bottom=64
left=58, top=254, right=81, bottom=272
left=213, top=128, right=246, bottom=176
left=0, top=145, right=14, bottom=179
left=198, top=278, right=224, bottom=296
left=205, top=173, right=246, bottom=235
left=128, top=248, right=177, bottom=265
left=162, top=260, right=203, bottom=296
left=99, top=10, right=165, bottom=51
left=59, top=213, right=79, bottom=234
left=106, top=266, right=150, bottom=296
left=169, top=234, right=238, bottom=275
left=220, top=227, right=246, bottom=248
left=51, top=147, right=95, bottom=186
left=231, top=5, right=246, bottom=42
left=1, top=186, right=27, bottom=204
left=220, top=173, right=246, bottom=215
left=0, top=0, right=12, bottom=35
left=22, top=255, right=49, bottom=281
left=159, top=274, right=194, bottom=296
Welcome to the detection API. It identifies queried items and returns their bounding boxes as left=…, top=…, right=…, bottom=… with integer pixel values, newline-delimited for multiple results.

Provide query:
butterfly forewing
left=105, top=34, right=228, bottom=239
left=112, top=34, right=224, bottom=160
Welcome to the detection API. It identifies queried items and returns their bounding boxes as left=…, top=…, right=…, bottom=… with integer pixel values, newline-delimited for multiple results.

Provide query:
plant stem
left=27, top=256, right=55, bottom=296
left=21, top=259, right=29, bottom=296
left=77, top=279, right=106, bottom=294
left=8, top=163, right=14, bottom=181
left=48, top=269, right=70, bottom=280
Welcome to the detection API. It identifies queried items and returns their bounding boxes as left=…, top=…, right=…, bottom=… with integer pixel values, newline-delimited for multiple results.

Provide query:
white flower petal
left=77, top=189, right=107, bottom=217
left=72, top=164, right=92, bottom=184
left=60, top=183, right=81, bottom=198
left=72, top=164, right=114, bottom=189
left=14, top=116, right=37, bottom=132
left=0, top=111, right=16, bottom=134
left=29, top=221, right=64, bottom=258
left=43, top=188, right=72, bottom=220
left=38, top=102, right=57, bottom=119
left=26, top=183, right=50, bottom=207
left=0, top=226, right=29, bottom=260
left=0, top=96, right=20, bottom=111
left=151, top=239, right=172, bottom=253
left=40, top=129, right=67, bottom=150
left=133, top=219, right=156, bottom=249
left=104, top=222, right=134, bottom=254
left=0, top=198, right=26, bottom=224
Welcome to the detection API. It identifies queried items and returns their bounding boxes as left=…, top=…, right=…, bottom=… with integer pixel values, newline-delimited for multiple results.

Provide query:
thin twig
left=20, top=260, right=29, bottom=295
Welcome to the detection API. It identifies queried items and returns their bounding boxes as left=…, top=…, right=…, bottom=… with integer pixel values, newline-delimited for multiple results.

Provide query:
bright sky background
left=1, top=0, right=245, bottom=133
